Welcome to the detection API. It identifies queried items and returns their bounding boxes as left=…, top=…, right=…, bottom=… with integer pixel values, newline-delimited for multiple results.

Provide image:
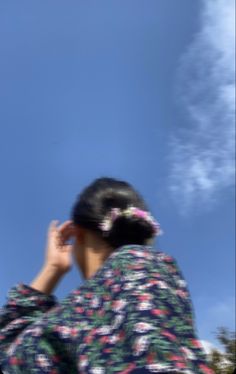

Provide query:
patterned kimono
left=0, top=244, right=214, bottom=374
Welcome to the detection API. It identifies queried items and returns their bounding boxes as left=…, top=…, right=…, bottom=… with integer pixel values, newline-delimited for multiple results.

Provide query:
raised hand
left=44, top=220, right=76, bottom=275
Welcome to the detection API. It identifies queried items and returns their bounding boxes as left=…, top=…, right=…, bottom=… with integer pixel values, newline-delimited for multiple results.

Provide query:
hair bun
left=71, top=177, right=162, bottom=248
left=101, top=207, right=159, bottom=248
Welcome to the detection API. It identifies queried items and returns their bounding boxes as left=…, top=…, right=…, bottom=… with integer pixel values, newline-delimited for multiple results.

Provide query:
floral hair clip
left=99, top=206, right=163, bottom=236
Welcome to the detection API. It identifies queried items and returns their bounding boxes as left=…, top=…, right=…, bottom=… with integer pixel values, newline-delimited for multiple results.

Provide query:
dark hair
left=70, top=177, right=156, bottom=248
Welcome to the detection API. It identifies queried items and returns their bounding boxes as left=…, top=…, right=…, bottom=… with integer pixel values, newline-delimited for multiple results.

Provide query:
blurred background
left=0, top=0, right=235, bottom=355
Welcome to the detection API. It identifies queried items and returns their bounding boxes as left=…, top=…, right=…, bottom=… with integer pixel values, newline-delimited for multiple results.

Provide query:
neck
left=82, top=235, right=114, bottom=279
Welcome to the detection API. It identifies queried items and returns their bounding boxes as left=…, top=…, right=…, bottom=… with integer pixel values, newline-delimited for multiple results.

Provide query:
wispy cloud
left=167, top=0, right=235, bottom=215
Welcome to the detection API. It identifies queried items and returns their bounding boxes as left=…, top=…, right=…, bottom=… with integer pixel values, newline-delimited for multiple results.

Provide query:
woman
left=0, top=177, right=213, bottom=373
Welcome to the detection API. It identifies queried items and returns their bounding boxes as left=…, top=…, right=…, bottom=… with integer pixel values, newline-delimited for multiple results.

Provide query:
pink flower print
left=151, top=308, right=169, bottom=316
left=86, top=309, right=94, bottom=317
left=19, top=287, right=31, bottom=295
left=100, top=336, right=110, bottom=344
left=85, top=292, right=93, bottom=299
left=190, top=338, right=203, bottom=349
left=148, top=279, right=159, bottom=286
left=119, top=363, right=136, bottom=374
left=84, top=334, right=93, bottom=344
left=70, top=327, right=78, bottom=338
left=176, top=289, right=188, bottom=298
left=9, top=356, right=23, bottom=366
left=147, top=351, right=156, bottom=365
left=138, top=293, right=153, bottom=302
left=52, top=355, right=60, bottom=363
left=105, top=279, right=114, bottom=287
left=72, top=289, right=81, bottom=295
left=169, top=355, right=184, bottom=361
left=118, top=330, right=126, bottom=341
left=98, top=309, right=105, bottom=317
left=161, top=330, right=177, bottom=341
left=75, top=306, right=84, bottom=313
left=175, top=362, right=187, bottom=369
left=8, top=300, right=17, bottom=306
left=103, top=348, right=112, bottom=354
left=199, top=364, right=214, bottom=374
left=113, top=269, right=121, bottom=276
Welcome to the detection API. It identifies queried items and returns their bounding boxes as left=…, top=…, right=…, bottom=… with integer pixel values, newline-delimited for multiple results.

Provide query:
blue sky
left=0, top=0, right=235, bottom=350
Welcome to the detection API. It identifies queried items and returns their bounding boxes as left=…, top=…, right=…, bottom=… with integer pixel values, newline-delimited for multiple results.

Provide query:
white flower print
left=146, top=363, right=174, bottom=372
left=181, top=346, right=197, bottom=360
left=31, top=327, right=43, bottom=337
left=112, top=299, right=127, bottom=312
left=123, top=282, right=136, bottom=290
left=6, top=342, right=17, bottom=356
left=112, top=314, right=125, bottom=329
left=109, top=334, right=119, bottom=344
left=104, top=270, right=114, bottom=278
left=134, top=322, right=155, bottom=333
left=133, top=335, right=150, bottom=356
left=157, top=281, right=169, bottom=289
left=58, top=325, right=71, bottom=339
left=36, top=354, right=52, bottom=369
left=176, top=279, right=187, bottom=288
left=124, top=271, right=147, bottom=281
left=90, top=367, right=105, bottom=374
left=74, top=295, right=83, bottom=303
left=78, top=355, right=88, bottom=370
left=136, top=301, right=153, bottom=310
left=96, top=325, right=112, bottom=335
left=90, top=296, right=100, bottom=308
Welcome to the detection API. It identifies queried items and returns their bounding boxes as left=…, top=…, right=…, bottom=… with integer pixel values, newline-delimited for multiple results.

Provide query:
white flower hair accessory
left=99, top=206, right=163, bottom=237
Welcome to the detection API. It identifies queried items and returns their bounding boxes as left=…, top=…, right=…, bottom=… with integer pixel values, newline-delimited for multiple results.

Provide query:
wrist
left=30, top=266, right=64, bottom=296
left=42, top=264, right=66, bottom=277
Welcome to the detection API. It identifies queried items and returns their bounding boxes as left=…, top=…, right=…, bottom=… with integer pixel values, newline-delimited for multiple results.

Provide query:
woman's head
left=70, top=177, right=157, bottom=249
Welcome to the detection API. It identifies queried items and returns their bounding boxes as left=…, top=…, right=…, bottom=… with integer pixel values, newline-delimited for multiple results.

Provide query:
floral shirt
left=0, top=244, right=214, bottom=374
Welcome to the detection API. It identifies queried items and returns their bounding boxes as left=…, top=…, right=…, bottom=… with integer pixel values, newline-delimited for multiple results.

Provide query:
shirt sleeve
left=0, top=283, right=58, bottom=369
left=0, top=284, right=78, bottom=374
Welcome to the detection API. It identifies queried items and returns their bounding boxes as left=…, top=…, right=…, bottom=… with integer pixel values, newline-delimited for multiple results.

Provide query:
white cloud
left=167, top=0, right=235, bottom=215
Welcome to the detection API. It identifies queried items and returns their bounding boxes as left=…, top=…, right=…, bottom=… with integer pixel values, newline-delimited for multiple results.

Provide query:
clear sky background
left=0, top=0, right=235, bottom=351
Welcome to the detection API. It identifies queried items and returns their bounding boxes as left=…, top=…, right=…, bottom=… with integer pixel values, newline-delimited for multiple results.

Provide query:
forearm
left=30, top=266, right=64, bottom=296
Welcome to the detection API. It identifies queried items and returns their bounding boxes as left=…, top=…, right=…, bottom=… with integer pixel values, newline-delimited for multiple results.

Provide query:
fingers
left=59, top=221, right=75, bottom=242
left=49, top=220, right=75, bottom=243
